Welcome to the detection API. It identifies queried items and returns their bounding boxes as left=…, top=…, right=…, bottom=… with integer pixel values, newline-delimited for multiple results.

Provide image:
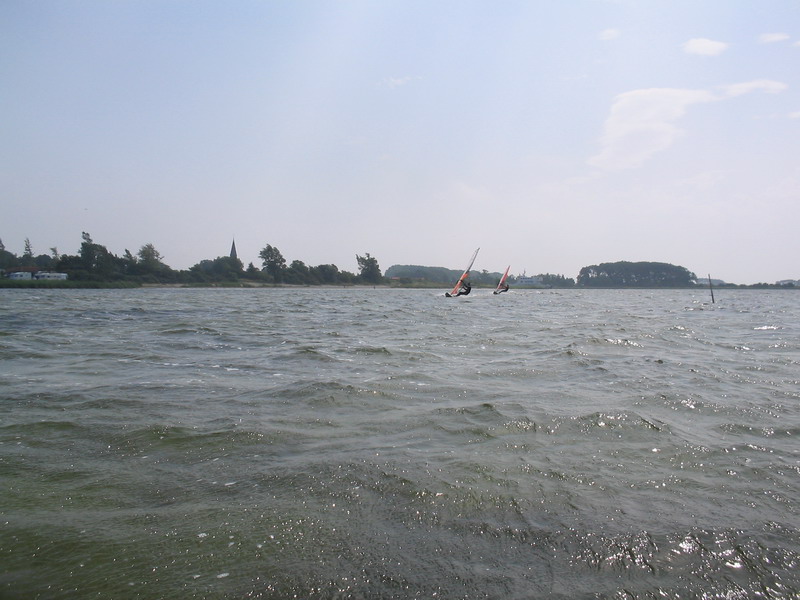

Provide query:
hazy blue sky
left=2, top=1, right=798, bottom=283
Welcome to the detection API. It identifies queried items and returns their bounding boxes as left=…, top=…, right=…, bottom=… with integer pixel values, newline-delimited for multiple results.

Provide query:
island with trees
left=576, top=261, right=697, bottom=288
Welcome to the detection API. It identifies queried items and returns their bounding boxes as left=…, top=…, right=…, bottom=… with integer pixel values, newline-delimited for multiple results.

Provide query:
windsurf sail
left=493, top=265, right=511, bottom=294
left=446, top=247, right=479, bottom=297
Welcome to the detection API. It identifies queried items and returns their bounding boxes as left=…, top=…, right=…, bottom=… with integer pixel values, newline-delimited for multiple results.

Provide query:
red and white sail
left=447, top=247, right=479, bottom=297
left=494, top=265, right=510, bottom=293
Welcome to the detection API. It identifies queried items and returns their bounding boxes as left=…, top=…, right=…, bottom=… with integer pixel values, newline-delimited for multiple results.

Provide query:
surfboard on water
left=445, top=248, right=479, bottom=297
left=493, top=265, right=510, bottom=294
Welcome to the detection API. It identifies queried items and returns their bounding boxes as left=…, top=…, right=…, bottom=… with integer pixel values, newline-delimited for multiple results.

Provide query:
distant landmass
left=385, top=265, right=501, bottom=285
left=384, top=265, right=575, bottom=288
left=1, top=234, right=796, bottom=288
left=386, top=261, right=798, bottom=289
left=577, top=261, right=695, bottom=287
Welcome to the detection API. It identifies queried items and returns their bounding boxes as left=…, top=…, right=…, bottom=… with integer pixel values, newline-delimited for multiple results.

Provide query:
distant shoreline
left=1, top=281, right=796, bottom=291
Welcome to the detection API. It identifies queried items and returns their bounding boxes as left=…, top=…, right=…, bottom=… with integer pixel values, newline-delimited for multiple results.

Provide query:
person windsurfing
left=445, top=248, right=479, bottom=297
left=445, top=279, right=471, bottom=297
left=493, top=265, right=511, bottom=294
left=455, top=280, right=471, bottom=296
left=493, top=281, right=509, bottom=294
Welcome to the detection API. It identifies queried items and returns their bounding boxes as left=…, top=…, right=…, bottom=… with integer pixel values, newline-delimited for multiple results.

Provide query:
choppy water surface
left=1, top=288, right=798, bottom=599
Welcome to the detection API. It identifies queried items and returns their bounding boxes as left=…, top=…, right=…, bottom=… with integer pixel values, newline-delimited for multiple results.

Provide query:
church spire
left=230, top=238, right=237, bottom=260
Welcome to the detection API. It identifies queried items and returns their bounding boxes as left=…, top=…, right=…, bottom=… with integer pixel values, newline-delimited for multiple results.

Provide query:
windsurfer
left=455, top=280, right=471, bottom=296
left=493, top=282, right=509, bottom=294
left=493, top=265, right=511, bottom=294
left=445, top=248, right=480, bottom=297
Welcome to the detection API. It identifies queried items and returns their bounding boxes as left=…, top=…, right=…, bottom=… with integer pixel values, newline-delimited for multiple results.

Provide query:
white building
left=6, top=271, right=68, bottom=281
left=514, top=274, right=543, bottom=287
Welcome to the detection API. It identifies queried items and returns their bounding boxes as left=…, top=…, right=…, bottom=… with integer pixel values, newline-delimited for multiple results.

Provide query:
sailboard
left=445, top=247, right=479, bottom=297
left=493, top=265, right=511, bottom=294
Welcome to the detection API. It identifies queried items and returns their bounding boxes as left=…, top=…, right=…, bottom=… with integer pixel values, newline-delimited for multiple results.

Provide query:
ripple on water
left=1, top=288, right=798, bottom=598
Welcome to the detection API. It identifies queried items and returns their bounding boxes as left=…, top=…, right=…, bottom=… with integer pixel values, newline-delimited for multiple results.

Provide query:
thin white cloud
left=382, top=76, right=415, bottom=89
left=598, top=28, right=620, bottom=41
left=759, top=33, right=790, bottom=43
left=589, top=80, right=787, bottom=170
left=683, top=38, right=728, bottom=56
left=790, top=111, right=800, bottom=119
left=722, top=79, right=788, bottom=97
left=589, top=89, right=715, bottom=170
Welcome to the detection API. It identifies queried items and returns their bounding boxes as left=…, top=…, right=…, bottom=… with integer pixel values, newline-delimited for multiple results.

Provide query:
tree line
left=575, top=262, right=795, bottom=288
left=0, top=235, right=382, bottom=286
left=3, top=237, right=793, bottom=288
left=383, top=265, right=577, bottom=288
left=577, top=261, right=697, bottom=287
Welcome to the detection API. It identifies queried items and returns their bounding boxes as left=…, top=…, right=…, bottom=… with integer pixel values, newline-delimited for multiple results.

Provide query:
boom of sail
left=445, top=247, right=479, bottom=297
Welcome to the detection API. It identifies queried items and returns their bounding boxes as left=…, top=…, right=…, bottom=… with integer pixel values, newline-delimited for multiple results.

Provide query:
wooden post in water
left=708, top=274, right=715, bottom=304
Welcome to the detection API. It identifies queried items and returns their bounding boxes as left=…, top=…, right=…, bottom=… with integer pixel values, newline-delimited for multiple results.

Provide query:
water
left=0, top=288, right=798, bottom=599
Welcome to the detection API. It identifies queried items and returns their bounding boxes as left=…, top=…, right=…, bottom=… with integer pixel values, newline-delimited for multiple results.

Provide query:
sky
left=1, top=0, right=798, bottom=284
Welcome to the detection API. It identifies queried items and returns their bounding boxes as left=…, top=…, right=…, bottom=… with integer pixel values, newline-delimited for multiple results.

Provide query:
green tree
left=285, top=260, right=314, bottom=284
left=33, top=254, right=54, bottom=269
left=188, top=256, right=243, bottom=282
left=310, top=264, right=340, bottom=284
left=79, top=232, right=98, bottom=272
left=19, top=238, right=36, bottom=267
left=0, top=245, right=18, bottom=270
left=63, top=232, right=127, bottom=280
left=127, top=243, right=177, bottom=282
left=259, top=245, right=286, bottom=283
left=356, top=253, right=382, bottom=284
left=577, top=261, right=696, bottom=287
left=94, top=246, right=124, bottom=280
left=137, top=243, right=164, bottom=267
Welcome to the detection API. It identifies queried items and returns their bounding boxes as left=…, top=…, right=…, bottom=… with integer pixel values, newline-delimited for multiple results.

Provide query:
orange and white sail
left=493, top=265, right=510, bottom=294
left=447, top=247, right=479, bottom=297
